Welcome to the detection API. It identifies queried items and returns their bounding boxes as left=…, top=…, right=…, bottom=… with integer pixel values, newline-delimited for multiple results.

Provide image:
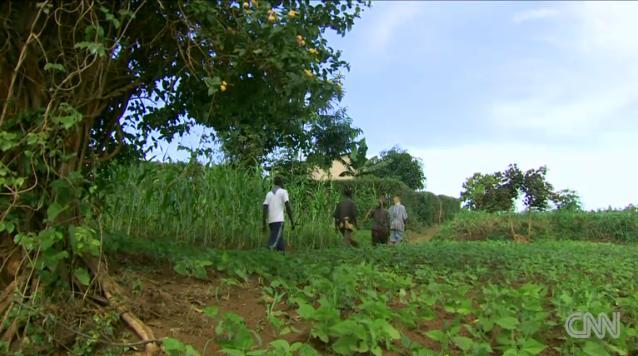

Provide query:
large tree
left=552, top=189, right=582, bottom=211
left=370, top=147, right=426, bottom=190
left=460, top=164, right=575, bottom=212
left=0, top=0, right=366, bottom=352
left=339, top=145, right=426, bottom=190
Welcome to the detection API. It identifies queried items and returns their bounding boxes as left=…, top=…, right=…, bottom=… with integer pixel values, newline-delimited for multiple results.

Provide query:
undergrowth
left=106, top=234, right=638, bottom=355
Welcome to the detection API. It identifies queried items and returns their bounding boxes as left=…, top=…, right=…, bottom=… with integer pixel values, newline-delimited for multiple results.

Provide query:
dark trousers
left=340, top=228, right=359, bottom=247
left=372, top=228, right=389, bottom=246
left=268, top=222, right=285, bottom=251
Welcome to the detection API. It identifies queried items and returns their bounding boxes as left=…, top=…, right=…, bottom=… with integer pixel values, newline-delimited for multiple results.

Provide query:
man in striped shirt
left=389, top=195, right=408, bottom=244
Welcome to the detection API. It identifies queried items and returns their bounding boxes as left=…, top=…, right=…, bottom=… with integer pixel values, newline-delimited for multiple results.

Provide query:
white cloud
left=489, top=3, right=638, bottom=137
left=576, top=2, right=638, bottom=60
left=489, top=83, right=638, bottom=136
left=512, top=8, right=559, bottom=24
left=362, top=3, right=425, bottom=53
left=408, top=134, right=638, bottom=210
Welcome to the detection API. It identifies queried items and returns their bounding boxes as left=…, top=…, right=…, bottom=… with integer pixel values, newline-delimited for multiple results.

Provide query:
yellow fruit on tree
left=304, top=69, right=313, bottom=77
left=220, top=85, right=227, bottom=92
left=268, top=10, right=277, bottom=22
left=288, top=10, right=297, bottom=18
left=243, top=2, right=249, bottom=9
left=308, top=48, right=318, bottom=55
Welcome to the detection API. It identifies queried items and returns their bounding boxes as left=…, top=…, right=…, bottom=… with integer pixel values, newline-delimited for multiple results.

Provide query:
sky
left=153, top=1, right=638, bottom=210
left=325, top=1, right=638, bottom=210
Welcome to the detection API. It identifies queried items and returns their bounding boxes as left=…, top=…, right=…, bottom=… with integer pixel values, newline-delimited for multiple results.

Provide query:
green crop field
left=3, top=1, right=637, bottom=355
left=107, top=234, right=638, bottom=355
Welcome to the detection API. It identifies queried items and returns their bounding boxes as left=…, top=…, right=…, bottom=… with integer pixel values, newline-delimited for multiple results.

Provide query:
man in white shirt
left=262, top=176, right=295, bottom=251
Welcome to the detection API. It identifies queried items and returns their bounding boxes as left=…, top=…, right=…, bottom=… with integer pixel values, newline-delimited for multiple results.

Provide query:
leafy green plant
left=162, top=337, right=200, bottom=356
left=173, top=258, right=213, bottom=280
left=215, top=312, right=261, bottom=352
left=107, top=234, right=638, bottom=355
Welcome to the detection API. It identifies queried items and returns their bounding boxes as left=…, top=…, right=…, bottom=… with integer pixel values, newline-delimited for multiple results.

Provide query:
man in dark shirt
left=334, top=186, right=359, bottom=247
left=365, top=197, right=390, bottom=246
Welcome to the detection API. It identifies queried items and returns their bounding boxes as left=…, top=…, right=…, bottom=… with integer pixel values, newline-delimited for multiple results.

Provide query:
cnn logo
left=565, top=312, right=621, bottom=339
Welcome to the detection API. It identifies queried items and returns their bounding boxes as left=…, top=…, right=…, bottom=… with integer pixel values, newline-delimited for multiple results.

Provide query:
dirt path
left=111, top=256, right=311, bottom=355
left=407, top=225, right=440, bottom=244
left=108, top=227, right=443, bottom=354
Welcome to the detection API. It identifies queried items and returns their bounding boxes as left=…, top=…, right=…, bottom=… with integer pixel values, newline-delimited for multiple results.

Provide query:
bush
left=328, top=178, right=460, bottom=228
left=435, top=210, right=638, bottom=242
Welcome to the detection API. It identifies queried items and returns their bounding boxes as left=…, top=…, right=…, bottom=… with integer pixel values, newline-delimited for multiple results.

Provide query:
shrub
left=435, top=210, right=638, bottom=242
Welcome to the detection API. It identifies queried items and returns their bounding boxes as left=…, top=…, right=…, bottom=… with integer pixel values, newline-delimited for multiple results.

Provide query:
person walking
left=389, top=195, right=408, bottom=244
left=262, top=176, right=295, bottom=252
left=334, top=186, right=359, bottom=247
left=366, top=197, right=390, bottom=246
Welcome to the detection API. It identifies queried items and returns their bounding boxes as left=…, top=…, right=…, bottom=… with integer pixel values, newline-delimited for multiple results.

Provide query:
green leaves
left=162, top=337, right=200, bottom=356
left=0, top=131, right=19, bottom=151
left=51, top=103, right=83, bottom=130
left=461, top=163, right=566, bottom=212
left=452, top=336, right=474, bottom=352
left=582, top=341, right=609, bottom=356
left=100, top=6, right=122, bottom=29
left=215, top=312, right=257, bottom=351
left=173, top=258, right=213, bottom=280
left=74, top=267, right=91, bottom=286
left=425, top=330, right=446, bottom=342
left=73, top=41, right=107, bottom=57
left=366, top=147, right=426, bottom=190
left=204, top=76, right=223, bottom=95
left=0, top=221, right=15, bottom=234
left=495, top=316, right=519, bottom=330
left=44, top=63, right=65, bottom=72
left=69, top=226, right=101, bottom=257
left=520, top=339, right=546, bottom=355
left=47, top=202, right=65, bottom=222
left=203, top=306, right=219, bottom=319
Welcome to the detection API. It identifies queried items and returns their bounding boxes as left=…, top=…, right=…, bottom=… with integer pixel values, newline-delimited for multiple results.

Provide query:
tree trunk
left=0, top=1, right=159, bottom=352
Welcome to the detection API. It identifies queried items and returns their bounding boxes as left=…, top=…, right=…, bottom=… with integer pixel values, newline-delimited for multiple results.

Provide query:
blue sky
left=327, top=1, right=638, bottom=210
left=153, top=1, right=638, bottom=210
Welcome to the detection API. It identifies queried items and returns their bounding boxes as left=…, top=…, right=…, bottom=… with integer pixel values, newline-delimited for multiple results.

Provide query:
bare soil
left=105, top=231, right=478, bottom=355
left=111, top=255, right=311, bottom=355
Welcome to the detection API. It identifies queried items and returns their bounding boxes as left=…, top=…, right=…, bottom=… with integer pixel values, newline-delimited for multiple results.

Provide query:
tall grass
left=100, top=162, right=344, bottom=249
left=435, top=209, right=638, bottom=242
left=100, top=162, right=462, bottom=249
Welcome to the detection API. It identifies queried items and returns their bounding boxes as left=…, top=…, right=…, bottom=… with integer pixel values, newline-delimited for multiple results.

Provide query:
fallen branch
left=84, top=256, right=160, bottom=355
